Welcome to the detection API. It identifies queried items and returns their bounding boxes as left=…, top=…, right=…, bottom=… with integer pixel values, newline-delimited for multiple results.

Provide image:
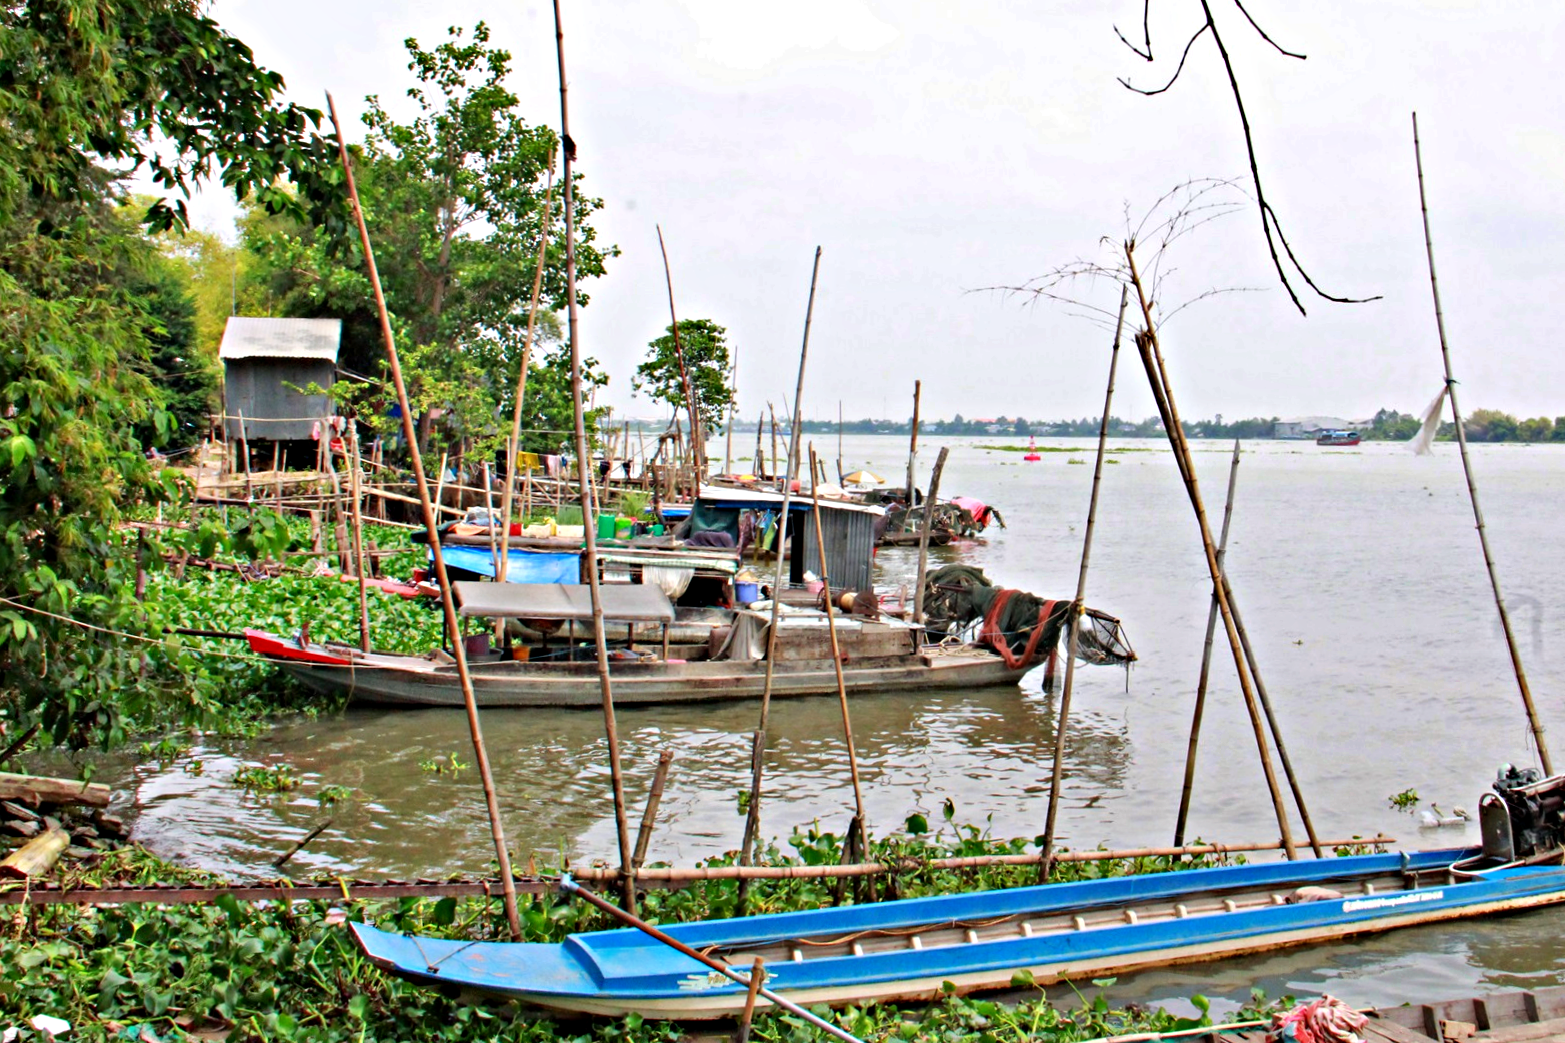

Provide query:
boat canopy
left=453, top=581, right=676, bottom=623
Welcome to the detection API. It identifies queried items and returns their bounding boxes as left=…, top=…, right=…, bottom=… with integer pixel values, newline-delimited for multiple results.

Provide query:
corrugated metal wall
left=223, top=359, right=335, bottom=441
left=798, top=507, right=875, bottom=591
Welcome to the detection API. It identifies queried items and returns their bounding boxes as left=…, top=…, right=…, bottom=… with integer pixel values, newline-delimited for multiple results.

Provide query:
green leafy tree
left=1517, top=417, right=1554, bottom=443
left=1465, top=409, right=1518, bottom=443
left=634, top=319, right=736, bottom=432
left=0, top=0, right=338, bottom=745
left=237, top=23, right=614, bottom=461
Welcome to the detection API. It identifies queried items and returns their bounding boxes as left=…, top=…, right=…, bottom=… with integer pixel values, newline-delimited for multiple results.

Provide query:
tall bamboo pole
left=910, top=446, right=950, bottom=625
left=655, top=226, right=704, bottom=499
left=1173, top=440, right=1241, bottom=847
left=836, top=401, right=844, bottom=484
left=1040, top=287, right=1128, bottom=868
left=1413, top=112, right=1552, bottom=774
left=498, top=158, right=557, bottom=585
left=347, top=423, right=371, bottom=652
left=738, top=247, right=823, bottom=885
left=724, top=349, right=737, bottom=476
left=1125, top=244, right=1298, bottom=859
left=325, top=94, right=523, bottom=939
left=808, top=445, right=867, bottom=830
left=554, top=0, right=638, bottom=910
left=904, top=380, right=921, bottom=526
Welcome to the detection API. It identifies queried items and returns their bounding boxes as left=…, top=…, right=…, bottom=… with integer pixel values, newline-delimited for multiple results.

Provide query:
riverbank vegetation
left=2, top=822, right=1282, bottom=1043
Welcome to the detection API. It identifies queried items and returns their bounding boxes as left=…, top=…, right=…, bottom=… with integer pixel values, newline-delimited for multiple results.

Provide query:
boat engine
left=1479, top=764, right=1565, bottom=861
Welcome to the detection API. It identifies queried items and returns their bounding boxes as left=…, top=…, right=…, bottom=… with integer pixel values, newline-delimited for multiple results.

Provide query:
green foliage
left=634, top=318, right=736, bottom=432
left=233, top=763, right=301, bottom=793
left=1388, top=788, right=1420, bottom=813
left=0, top=0, right=342, bottom=747
left=0, top=838, right=1265, bottom=1043
left=238, top=24, right=615, bottom=461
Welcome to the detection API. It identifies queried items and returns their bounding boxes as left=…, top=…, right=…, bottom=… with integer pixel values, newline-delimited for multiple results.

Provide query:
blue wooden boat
left=351, top=843, right=1565, bottom=1020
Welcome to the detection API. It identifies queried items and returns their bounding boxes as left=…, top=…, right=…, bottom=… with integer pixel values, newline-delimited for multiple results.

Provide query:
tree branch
left=1231, top=0, right=1306, bottom=60
left=1119, top=24, right=1210, bottom=95
left=1114, top=0, right=1155, bottom=61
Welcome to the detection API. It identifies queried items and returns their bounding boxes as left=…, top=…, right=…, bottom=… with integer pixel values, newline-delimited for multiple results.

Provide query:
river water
left=111, top=434, right=1565, bottom=1012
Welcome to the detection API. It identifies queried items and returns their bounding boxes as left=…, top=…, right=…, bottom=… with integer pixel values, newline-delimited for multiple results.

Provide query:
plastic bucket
left=596, top=513, right=616, bottom=539
left=735, top=581, right=760, bottom=604
left=649, top=523, right=665, bottom=536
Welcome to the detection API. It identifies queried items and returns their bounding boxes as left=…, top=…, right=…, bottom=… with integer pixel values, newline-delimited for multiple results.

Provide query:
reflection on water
left=113, top=436, right=1565, bottom=997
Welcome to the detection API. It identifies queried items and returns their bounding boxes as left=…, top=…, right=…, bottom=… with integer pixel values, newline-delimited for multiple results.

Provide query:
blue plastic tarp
left=436, top=545, right=581, bottom=584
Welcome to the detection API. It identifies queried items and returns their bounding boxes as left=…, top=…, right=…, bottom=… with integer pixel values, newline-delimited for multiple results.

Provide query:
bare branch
left=1113, top=0, right=1155, bottom=61
left=1231, top=0, right=1306, bottom=60
left=1119, top=23, right=1209, bottom=95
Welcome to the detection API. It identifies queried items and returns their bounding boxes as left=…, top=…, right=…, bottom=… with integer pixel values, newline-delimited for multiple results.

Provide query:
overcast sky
left=189, top=0, right=1565, bottom=424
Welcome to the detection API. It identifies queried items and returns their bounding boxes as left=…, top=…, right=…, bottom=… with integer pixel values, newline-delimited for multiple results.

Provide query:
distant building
left=1273, top=416, right=1364, bottom=439
left=220, top=318, right=342, bottom=444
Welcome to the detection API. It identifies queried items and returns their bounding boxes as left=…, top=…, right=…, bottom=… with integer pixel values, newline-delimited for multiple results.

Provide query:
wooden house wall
left=223, top=358, right=335, bottom=441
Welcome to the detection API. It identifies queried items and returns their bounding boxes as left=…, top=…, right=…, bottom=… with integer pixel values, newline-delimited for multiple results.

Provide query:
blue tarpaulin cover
left=436, top=545, right=580, bottom=584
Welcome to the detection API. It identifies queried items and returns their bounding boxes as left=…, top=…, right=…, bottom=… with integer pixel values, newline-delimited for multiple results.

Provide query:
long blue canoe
left=351, top=846, right=1565, bottom=1019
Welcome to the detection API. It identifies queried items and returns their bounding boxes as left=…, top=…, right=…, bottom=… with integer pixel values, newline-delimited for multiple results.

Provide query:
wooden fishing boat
left=245, top=580, right=1108, bottom=708
left=1316, top=429, right=1362, bottom=446
left=350, top=843, right=1565, bottom=1020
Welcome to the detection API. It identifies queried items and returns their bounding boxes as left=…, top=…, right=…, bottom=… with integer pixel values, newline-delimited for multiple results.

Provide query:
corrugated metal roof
left=219, top=317, right=342, bottom=361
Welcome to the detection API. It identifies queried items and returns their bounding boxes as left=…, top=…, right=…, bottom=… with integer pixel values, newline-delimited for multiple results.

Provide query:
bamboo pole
left=736, top=958, right=766, bottom=1043
left=910, top=446, right=951, bottom=624
left=904, top=380, right=921, bottom=525
left=1041, top=287, right=1128, bottom=868
left=738, top=247, right=823, bottom=890
left=724, top=350, right=737, bottom=477
left=1413, top=112, right=1552, bottom=774
left=1125, top=243, right=1297, bottom=859
left=632, top=748, right=675, bottom=871
left=0, top=826, right=69, bottom=879
left=557, top=877, right=865, bottom=1043
left=1173, top=439, right=1241, bottom=847
left=498, top=156, right=556, bottom=586
left=656, top=226, right=704, bottom=498
left=552, top=1, right=636, bottom=912
left=837, top=401, right=844, bottom=484
left=326, top=93, right=523, bottom=940
left=809, top=445, right=867, bottom=831
left=433, top=451, right=449, bottom=522
left=348, top=423, right=371, bottom=652
left=1220, top=572, right=1324, bottom=856
left=571, top=835, right=1392, bottom=883
left=754, top=409, right=765, bottom=479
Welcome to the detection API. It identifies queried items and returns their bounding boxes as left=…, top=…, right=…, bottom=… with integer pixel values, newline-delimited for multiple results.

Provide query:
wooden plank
left=0, top=826, right=69, bottom=878
left=1364, top=1015, right=1439, bottom=1042
left=0, top=772, right=111, bottom=808
left=1472, top=1017, right=1565, bottom=1042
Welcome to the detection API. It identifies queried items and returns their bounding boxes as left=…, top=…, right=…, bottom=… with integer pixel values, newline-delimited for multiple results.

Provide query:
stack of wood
left=0, top=772, right=122, bottom=879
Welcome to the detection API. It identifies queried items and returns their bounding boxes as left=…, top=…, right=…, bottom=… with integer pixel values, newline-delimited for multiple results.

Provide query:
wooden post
left=910, top=446, right=951, bottom=625
left=433, top=451, right=449, bottom=524
left=656, top=226, right=704, bottom=498
left=552, top=3, right=637, bottom=913
left=0, top=826, right=69, bottom=879
left=483, top=462, right=505, bottom=643
left=632, top=748, right=675, bottom=870
left=348, top=423, right=371, bottom=653
left=1413, top=113, right=1552, bottom=774
left=1041, top=287, right=1127, bottom=870
left=1173, top=439, right=1241, bottom=847
left=836, top=401, right=844, bottom=484
left=753, top=409, right=765, bottom=479
left=739, top=247, right=823, bottom=899
left=735, top=958, right=766, bottom=1043
left=1125, top=244, right=1298, bottom=859
left=237, top=409, right=253, bottom=505
left=327, top=93, right=524, bottom=940
left=498, top=156, right=556, bottom=587
left=809, top=445, right=867, bottom=831
left=724, top=350, right=737, bottom=477
left=904, top=380, right=921, bottom=524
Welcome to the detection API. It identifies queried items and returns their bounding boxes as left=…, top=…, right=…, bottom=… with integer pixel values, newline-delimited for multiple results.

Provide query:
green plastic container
left=596, top=513, right=616, bottom=539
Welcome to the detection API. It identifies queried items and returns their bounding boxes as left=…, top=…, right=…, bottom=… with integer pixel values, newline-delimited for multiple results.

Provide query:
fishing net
left=922, top=564, right=1136, bottom=668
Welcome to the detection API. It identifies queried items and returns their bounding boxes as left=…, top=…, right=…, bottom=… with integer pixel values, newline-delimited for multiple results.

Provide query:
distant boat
left=1023, top=435, right=1041, bottom=461
left=1316, top=430, right=1361, bottom=446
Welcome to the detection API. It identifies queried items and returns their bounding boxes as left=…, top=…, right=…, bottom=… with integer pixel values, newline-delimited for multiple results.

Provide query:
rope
left=0, top=595, right=263, bottom=663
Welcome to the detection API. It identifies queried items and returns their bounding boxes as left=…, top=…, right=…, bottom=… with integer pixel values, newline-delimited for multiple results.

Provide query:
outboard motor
left=1479, top=763, right=1565, bottom=861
